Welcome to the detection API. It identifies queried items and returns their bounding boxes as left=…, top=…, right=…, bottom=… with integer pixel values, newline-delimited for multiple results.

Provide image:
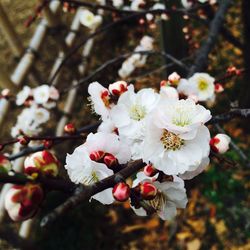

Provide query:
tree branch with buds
left=40, top=159, right=145, bottom=227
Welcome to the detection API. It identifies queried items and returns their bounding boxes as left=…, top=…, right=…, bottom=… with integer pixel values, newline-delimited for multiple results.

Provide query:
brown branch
left=188, top=0, right=232, bottom=76
left=0, top=172, right=76, bottom=193
left=207, top=109, right=250, bottom=125
left=60, top=50, right=189, bottom=94
left=40, top=159, right=145, bottom=227
left=7, top=122, right=100, bottom=161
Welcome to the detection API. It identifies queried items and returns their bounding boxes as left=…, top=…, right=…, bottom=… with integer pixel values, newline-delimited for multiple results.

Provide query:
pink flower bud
left=139, top=182, right=158, bottom=200
left=103, top=153, right=118, bottom=167
left=143, top=164, right=157, bottom=177
left=24, top=150, right=59, bottom=177
left=168, top=72, right=181, bottom=84
left=5, top=184, right=44, bottom=221
left=108, top=81, right=128, bottom=96
left=64, top=123, right=76, bottom=134
left=0, top=155, right=11, bottom=173
left=160, top=80, right=168, bottom=87
left=210, top=133, right=231, bottom=154
left=89, top=151, right=105, bottom=161
left=214, top=83, right=224, bottom=93
left=112, top=182, right=130, bottom=202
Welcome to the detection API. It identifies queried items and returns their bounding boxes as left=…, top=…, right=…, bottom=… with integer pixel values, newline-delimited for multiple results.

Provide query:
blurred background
left=0, top=0, right=250, bottom=249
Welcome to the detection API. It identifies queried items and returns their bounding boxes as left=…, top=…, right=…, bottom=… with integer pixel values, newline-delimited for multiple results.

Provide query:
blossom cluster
left=12, top=85, right=59, bottom=137
left=118, top=36, right=154, bottom=78
left=64, top=72, right=230, bottom=221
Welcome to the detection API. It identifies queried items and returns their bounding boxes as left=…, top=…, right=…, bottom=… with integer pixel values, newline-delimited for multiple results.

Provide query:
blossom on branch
left=5, top=184, right=44, bottom=222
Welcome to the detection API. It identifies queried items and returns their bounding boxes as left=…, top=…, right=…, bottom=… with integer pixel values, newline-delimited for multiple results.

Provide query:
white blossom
left=112, top=0, right=124, bottom=8
left=33, top=85, right=50, bottom=104
left=11, top=105, right=50, bottom=137
left=16, top=86, right=32, bottom=106
left=118, top=36, right=154, bottom=78
left=130, top=0, right=145, bottom=11
left=79, top=9, right=102, bottom=30
left=177, top=73, right=215, bottom=102
left=132, top=174, right=188, bottom=220
left=142, top=98, right=211, bottom=175
left=65, top=132, right=131, bottom=204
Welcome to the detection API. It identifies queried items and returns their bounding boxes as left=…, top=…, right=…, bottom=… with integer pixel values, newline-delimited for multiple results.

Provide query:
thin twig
left=188, top=0, right=232, bottom=75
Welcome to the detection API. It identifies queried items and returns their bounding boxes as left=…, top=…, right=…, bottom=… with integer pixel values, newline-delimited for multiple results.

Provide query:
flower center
left=129, top=104, right=146, bottom=121
left=147, top=192, right=166, bottom=212
left=172, top=109, right=191, bottom=127
left=82, top=171, right=99, bottom=185
left=161, top=130, right=184, bottom=151
left=198, top=79, right=208, bottom=91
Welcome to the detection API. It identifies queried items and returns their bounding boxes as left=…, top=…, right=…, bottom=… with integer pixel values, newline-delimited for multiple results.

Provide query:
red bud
left=112, top=182, right=130, bottom=202
left=139, top=182, right=158, bottom=200
left=64, top=123, right=76, bottom=134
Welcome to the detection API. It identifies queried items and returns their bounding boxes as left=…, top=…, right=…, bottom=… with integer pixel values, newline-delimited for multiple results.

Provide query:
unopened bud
left=89, top=151, right=105, bottom=162
left=43, top=140, right=53, bottom=149
left=143, top=164, right=157, bottom=177
left=160, top=80, right=168, bottom=87
left=24, top=150, right=59, bottom=177
left=210, top=133, right=231, bottom=154
left=103, top=153, right=118, bottom=167
left=112, top=182, right=130, bottom=202
left=139, top=182, right=158, bottom=200
left=64, top=123, right=76, bottom=134
left=214, top=83, right=224, bottom=93
left=108, top=81, right=128, bottom=96
left=5, top=184, right=44, bottom=222
left=168, top=72, right=181, bottom=85
left=0, top=155, right=11, bottom=173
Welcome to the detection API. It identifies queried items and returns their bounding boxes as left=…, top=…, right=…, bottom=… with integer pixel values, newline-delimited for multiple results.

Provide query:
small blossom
left=210, top=133, right=231, bottom=154
left=132, top=174, right=187, bottom=220
left=130, top=0, right=145, bottom=11
left=112, top=182, right=130, bottom=202
left=178, top=73, right=215, bottom=102
left=168, top=72, right=181, bottom=85
left=5, top=184, right=44, bottom=222
left=64, top=123, right=76, bottom=134
left=112, top=0, right=124, bottom=8
left=79, top=9, right=102, bottom=30
left=33, top=85, right=50, bottom=104
left=16, top=86, right=32, bottom=106
left=214, top=83, right=224, bottom=93
left=24, top=150, right=59, bottom=177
